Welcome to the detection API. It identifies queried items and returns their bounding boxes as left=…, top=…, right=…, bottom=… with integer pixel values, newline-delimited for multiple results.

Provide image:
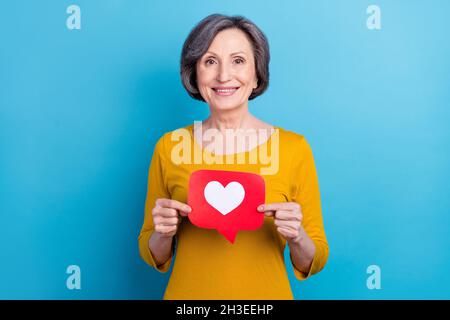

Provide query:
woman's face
left=196, top=28, right=258, bottom=112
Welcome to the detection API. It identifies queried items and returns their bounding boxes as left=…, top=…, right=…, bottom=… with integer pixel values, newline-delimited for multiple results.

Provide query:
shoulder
left=273, top=128, right=319, bottom=177
left=274, top=126, right=317, bottom=165
left=154, top=124, right=194, bottom=153
left=276, top=126, right=307, bottom=148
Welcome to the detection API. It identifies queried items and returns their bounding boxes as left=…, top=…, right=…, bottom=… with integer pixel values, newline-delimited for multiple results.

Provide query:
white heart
left=204, top=181, right=245, bottom=215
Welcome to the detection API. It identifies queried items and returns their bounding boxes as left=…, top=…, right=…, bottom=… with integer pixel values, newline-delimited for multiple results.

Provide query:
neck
left=204, top=103, right=255, bottom=132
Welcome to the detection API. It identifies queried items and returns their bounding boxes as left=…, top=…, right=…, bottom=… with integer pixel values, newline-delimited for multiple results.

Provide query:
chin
left=214, top=102, right=240, bottom=110
left=210, top=98, right=247, bottom=111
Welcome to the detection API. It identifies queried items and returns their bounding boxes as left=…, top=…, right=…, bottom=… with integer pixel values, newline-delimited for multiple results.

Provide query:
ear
left=253, top=77, right=259, bottom=90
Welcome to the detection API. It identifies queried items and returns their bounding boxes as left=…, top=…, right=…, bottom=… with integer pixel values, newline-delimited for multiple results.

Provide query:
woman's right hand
left=152, top=198, right=192, bottom=238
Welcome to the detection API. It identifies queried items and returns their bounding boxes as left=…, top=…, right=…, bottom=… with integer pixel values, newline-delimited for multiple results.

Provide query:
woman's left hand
left=257, top=202, right=304, bottom=244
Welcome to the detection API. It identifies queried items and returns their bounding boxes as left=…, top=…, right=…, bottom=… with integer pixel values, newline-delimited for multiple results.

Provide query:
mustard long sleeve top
left=138, top=124, right=329, bottom=299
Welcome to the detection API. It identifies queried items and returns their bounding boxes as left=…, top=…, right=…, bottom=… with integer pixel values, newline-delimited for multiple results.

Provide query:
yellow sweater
left=138, top=124, right=329, bottom=299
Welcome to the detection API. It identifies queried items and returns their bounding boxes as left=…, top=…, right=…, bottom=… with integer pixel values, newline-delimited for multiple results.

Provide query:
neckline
left=188, top=123, right=279, bottom=157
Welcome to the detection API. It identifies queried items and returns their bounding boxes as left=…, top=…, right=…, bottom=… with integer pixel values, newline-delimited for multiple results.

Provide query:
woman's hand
left=258, top=201, right=316, bottom=274
left=257, top=202, right=305, bottom=244
left=152, top=198, right=192, bottom=238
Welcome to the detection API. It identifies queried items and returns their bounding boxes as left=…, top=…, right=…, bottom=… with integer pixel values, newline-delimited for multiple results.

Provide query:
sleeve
left=289, top=136, right=329, bottom=280
left=138, top=135, right=174, bottom=273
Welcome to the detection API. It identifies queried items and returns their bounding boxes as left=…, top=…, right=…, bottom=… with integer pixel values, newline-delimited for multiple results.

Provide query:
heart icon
left=204, top=181, right=245, bottom=215
left=188, top=170, right=265, bottom=243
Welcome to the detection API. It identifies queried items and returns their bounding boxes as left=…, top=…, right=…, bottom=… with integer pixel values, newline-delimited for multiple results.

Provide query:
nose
left=216, top=62, right=232, bottom=83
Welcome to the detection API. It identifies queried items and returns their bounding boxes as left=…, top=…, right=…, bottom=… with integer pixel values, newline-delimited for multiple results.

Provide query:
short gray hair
left=180, top=14, right=270, bottom=101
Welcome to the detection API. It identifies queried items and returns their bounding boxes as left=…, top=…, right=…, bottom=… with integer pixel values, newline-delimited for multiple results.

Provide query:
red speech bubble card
left=188, top=169, right=265, bottom=243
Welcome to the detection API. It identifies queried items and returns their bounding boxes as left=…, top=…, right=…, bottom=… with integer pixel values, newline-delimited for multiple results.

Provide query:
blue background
left=1, top=0, right=449, bottom=299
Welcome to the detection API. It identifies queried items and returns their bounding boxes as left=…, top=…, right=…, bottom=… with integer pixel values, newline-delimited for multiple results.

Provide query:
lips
left=212, top=86, right=240, bottom=96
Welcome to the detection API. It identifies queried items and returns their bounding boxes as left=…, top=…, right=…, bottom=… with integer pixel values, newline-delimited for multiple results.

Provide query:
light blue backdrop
left=1, top=0, right=449, bottom=299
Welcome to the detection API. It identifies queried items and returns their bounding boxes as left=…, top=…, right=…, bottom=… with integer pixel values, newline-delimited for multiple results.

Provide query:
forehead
left=207, top=28, right=253, bottom=55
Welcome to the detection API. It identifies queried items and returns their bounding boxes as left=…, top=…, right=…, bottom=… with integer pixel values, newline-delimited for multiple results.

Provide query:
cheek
left=238, top=66, right=257, bottom=87
left=198, top=72, right=222, bottom=104
left=196, top=66, right=215, bottom=86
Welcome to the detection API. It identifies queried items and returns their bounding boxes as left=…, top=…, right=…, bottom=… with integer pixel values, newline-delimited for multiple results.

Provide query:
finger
left=155, top=224, right=177, bottom=235
left=275, top=210, right=302, bottom=221
left=154, top=216, right=179, bottom=226
left=258, top=202, right=301, bottom=213
left=255, top=204, right=273, bottom=216
left=263, top=210, right=276, bottom=217
left=178, top=209, right=190, bottom=217
left=274, top=219, right=300, bottom=231
left=153, top=207, right=178, bottom=218
left=156, top=198, right=191, bottom=214
left=277, top=226, right=297, bottom=239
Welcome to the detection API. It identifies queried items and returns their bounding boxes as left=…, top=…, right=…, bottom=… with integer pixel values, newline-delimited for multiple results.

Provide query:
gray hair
left=180, top=14, right=270, bottom=101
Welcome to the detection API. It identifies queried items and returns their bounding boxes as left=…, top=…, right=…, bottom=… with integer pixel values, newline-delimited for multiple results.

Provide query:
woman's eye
left=204, top=58, right=244, bottom=65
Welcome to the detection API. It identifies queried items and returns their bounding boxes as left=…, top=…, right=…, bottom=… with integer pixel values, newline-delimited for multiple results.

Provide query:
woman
left=138, top=14, right=329, bottom=299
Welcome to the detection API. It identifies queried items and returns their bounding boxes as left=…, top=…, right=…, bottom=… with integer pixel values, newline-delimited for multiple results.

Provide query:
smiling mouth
left=212, top=87, right=240, bottom=96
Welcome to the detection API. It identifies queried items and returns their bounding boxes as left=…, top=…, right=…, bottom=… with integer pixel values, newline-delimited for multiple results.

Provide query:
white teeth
left=215, top=88, right=237, bottom=93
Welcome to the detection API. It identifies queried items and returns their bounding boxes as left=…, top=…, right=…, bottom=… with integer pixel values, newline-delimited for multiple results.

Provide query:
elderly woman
left=138, top=14, right=329, bottom=300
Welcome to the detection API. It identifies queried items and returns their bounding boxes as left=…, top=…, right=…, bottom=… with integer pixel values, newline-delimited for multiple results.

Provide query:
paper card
left=188, top=169, right=265, bottom=243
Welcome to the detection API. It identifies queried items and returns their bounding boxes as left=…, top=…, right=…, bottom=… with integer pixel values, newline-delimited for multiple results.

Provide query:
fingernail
left=257, top=205, right=263, bottom=211
left=186, top=207, right=192, bottom=212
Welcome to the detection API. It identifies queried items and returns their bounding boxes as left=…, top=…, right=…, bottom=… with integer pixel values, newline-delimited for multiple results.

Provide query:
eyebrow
left=204, top=51, right=247, bottom=57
